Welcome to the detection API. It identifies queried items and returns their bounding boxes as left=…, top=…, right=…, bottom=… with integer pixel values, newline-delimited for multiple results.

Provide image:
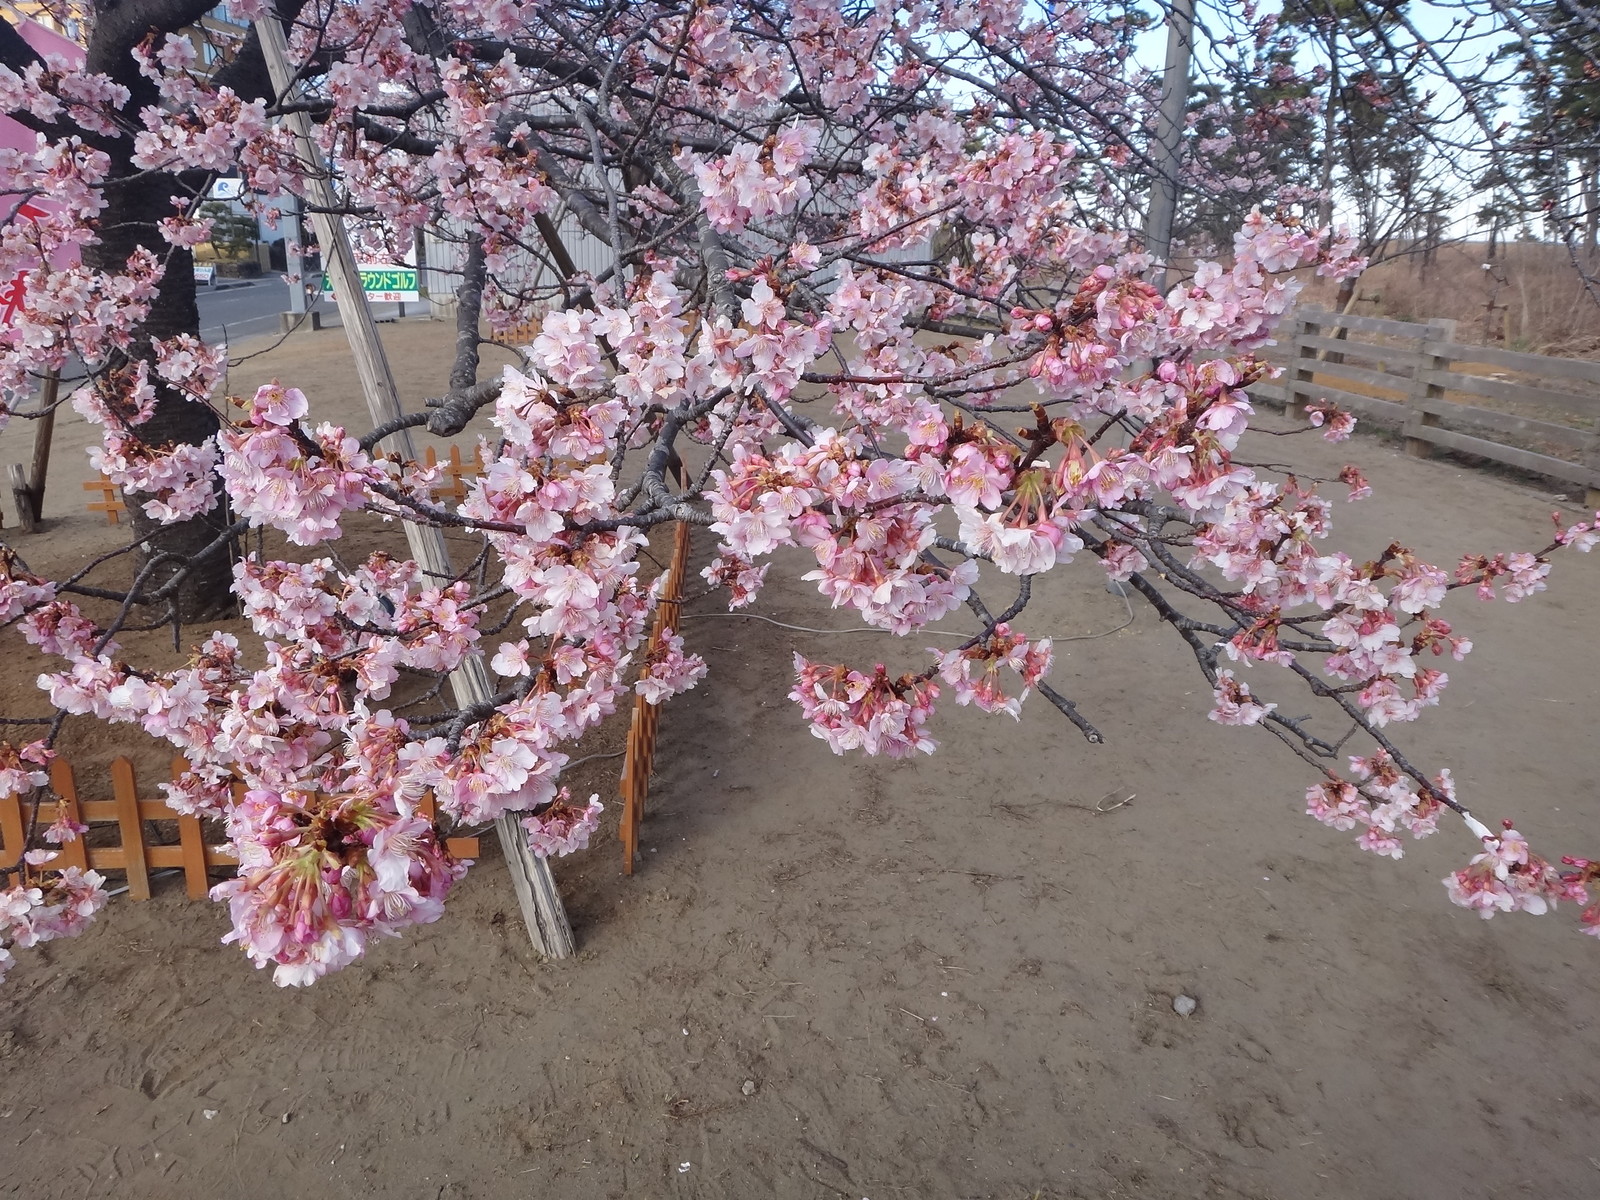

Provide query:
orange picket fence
left=617, top=515, right=693, bottom=874
left=82, top=477, right=126, bottom=524
left=0, top=755, right=478, bottom=901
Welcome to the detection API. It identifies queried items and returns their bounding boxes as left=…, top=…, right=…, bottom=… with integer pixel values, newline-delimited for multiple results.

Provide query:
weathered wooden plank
left=1285, top=382, right=1407, bottom=423
left=0, top=791, right=24, bottom=866
left=1421, top=369, right=1600, bottom=418
left=171, top=755, right=211, bottom=899
left=9, top=463, right=37, bottom=534
left=1293, top=334, right=1424, bottom=367
left=1405, top=320, right=1458, bottom=459
left=137, top=800, right=183, bottom=821
left=1304, top=359, right=1413, bottom=394
left=178, top=814, right=211, bottom=899
left=110, top=757, right=151, bottom=901
left=48, top=759, right=89, bottom=871
left=1409, top=425, right=1600, bottom=485
left=1427, top=340, right=1600, bottom=385
left=1416, top=399, right=1589, bottom=450
left=72, top=800, right=119, bottom=822
left=1298, top=307, right=1434, bottom=337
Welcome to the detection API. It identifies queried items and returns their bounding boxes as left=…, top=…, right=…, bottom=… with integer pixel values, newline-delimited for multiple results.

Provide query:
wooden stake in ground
left=254, top=12, right=574, bottom=959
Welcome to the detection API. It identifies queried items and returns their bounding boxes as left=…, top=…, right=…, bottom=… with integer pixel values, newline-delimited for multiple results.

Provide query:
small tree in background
left=197, top=200, right=259, bottom=262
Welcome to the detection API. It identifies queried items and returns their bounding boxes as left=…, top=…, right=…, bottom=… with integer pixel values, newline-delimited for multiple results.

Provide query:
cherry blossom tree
left=1, top=0, right=1597, bottom=987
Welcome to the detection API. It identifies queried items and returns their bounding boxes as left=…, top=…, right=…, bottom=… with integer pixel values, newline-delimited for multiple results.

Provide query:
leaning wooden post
left=1403, top=318, right=1456, bottom=461
left=26, top=369, right=58, bottom=516
left=255, top=11, right=574, bottom=958
left=7, top=368, right=58, bottom=533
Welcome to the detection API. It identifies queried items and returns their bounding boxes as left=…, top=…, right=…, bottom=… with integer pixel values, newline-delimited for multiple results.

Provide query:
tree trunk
left=83, top=174, right=235, bottom=620
left=71, top=2, right=267, bottom=621
left=1582, top=151, right=1599, bottom=260
left=1316, top=26, right=1338, bottom=229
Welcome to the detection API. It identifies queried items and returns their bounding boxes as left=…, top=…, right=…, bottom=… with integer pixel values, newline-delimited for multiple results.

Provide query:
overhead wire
left=679, top=585, right=1136, bottom=643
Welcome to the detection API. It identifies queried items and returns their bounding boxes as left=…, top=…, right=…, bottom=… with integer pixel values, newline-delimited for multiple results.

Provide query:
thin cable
left=105, top=868, right=183, bottom=898
left=681, top=587, right=1136, bottom=643
left=563, top=750, right=627, bottom=770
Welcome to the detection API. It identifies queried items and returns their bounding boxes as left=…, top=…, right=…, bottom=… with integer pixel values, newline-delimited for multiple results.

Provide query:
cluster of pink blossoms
left=522, top=789, right=604, bottom=858
left=684, top=124, right=820, bottom=232
left=1446, top=822, right=1598, bottom=936
left=0, top=738, right=51, bottom=797
left=0, top=867, right=107, bottom=983
left=0, top=356, right=714, bottom=980
left=1304, top=752, right=1449, bottom=860
left=930, top=624, right=1053, bottom=719
left=1208, top=670, right=1276, bottom=727
left=635, top=628, right=708, bottom=705
left=218, top=383, right=377, bottom=545
left=89, top=430, right=219, bottom=523
left=790, top=656, right=940, bottom=758
left=213, top=791, right=466, bottom=987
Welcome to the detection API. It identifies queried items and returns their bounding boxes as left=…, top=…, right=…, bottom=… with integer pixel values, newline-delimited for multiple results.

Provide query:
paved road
left=8, top=279, right=411, bottom=402
left=196, top=277, right=421, bottom=345
left=196, top=277, right=301, bottom=344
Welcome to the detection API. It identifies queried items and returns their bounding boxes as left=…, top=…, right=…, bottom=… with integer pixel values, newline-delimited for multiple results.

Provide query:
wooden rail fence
left=1252, top=307, right=1600, bottom=506
left=0, top=755, right=478, bottom=901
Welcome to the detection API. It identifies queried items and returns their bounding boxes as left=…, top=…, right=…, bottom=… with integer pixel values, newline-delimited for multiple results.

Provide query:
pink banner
left=2, top=15, right=86, bottom=326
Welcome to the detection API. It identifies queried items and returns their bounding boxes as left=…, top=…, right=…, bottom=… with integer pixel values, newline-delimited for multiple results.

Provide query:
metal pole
left=254, top=9, right=575, bottom=959
left=1144, top=0, right=1195, bottom=294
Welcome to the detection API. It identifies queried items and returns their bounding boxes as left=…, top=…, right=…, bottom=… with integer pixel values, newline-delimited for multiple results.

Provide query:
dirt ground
left=0, top=318, right=1597, bottom=1200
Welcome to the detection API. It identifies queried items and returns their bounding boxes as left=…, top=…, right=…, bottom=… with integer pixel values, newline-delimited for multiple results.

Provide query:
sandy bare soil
left=0, top=318, right=1597, bottom=1200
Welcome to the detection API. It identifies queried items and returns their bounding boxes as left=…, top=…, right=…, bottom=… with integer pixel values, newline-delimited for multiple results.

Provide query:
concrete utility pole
left=1144, top=0, right=1195, bottom=294
left=286, top=193, right=307, bottom=318
left=254, top=9, right=576, bottom=959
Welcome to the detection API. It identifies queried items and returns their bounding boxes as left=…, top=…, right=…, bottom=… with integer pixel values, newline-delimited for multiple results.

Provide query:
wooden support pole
left=255, top=11, right=574, bottom=959
left=27, top=368, right=58, bottom=514
left=7, top=368, right=57, bottom=532
left=7, top=464, right=32, bottom=533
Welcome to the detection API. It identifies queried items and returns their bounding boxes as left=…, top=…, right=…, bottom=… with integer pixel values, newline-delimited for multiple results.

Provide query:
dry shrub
left=1296, top=242, right=1600, bottom=358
